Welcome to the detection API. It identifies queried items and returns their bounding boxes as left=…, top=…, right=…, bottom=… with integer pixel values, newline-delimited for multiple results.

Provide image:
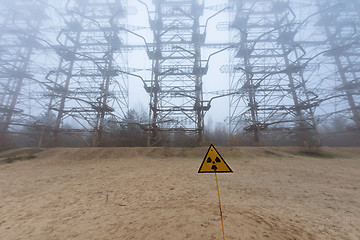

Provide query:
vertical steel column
left=148, top=0, right=205, bottom=146
left=317, top=0, right=360, bottom=129
left=229, top=0, right=319, bottom=146
left=46, top=0, right=129, bottom=146
left=0, top=1, right=44, bottom=146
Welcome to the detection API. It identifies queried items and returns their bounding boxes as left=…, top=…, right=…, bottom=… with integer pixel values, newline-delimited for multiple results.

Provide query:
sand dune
left=0, top=146, right=359, bottom=239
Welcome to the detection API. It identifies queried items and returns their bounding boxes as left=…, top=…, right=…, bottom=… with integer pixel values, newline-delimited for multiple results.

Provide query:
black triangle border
left=198, top=143, right=233, bottom=173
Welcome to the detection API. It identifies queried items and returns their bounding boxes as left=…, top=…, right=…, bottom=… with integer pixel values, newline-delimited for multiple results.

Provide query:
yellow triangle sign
left=198, top=144, right=233, bottom=173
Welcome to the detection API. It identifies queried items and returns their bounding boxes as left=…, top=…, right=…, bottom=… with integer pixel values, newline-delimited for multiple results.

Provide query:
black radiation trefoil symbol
left=198, top=144, right=232, bottom=173
left=207, top=156, right=221, bottom=170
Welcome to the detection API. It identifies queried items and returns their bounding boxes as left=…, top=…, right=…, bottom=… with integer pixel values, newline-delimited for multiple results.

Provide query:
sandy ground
left=0, top=146, right=359, bottom=240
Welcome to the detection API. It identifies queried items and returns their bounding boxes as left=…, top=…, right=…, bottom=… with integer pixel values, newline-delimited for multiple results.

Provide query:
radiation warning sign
left=198, top=144, right=232, bottom=173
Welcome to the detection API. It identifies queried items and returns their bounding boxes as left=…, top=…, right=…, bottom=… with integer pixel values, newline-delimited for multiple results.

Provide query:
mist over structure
left=0, top=0, right=359, bottom=147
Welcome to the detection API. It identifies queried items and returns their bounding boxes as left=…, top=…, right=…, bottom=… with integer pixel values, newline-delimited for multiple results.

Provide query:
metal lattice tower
left=43, top=0, right=129, bottom=147
left=0, top=1, right=46, bottom=146
left=228, top=0, right=320, bottom=146
left=316, top=0, right=360, bottom=130
left=0, top=0, right=358, bottom=147
left=147, top=0, right=206, bottom=146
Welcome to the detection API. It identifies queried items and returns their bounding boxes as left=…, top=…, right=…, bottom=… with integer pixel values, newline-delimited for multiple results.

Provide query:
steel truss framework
left=316, top=0, right=360, bottom=130
left=147, top=0, right=206, bottom=146
left=47, top=0, right=128, bottom=146
left=0, top=1, right=46, bottom=146
left=229, top=0, right=320, bottom=146
left=0, top=0, right=359, bottom=147
left=0, top=0, right=129, bottom=147
left=42, top=0, right=129, bottom=147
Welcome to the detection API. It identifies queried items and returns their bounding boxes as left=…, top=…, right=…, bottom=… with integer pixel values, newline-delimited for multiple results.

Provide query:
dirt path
left=0, top=147, right=359, bottom=239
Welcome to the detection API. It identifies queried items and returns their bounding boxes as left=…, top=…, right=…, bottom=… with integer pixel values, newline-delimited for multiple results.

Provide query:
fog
left=0, top=0, right=359, bottom=147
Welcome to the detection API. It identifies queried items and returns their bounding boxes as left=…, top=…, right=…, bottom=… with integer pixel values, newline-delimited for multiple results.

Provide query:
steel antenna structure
left=42, top=0, right=129, bottom=147
left=315, top=0, right=360, bottom=132
left=0, top=0, right=359, bottom=147
left=228, top=0, right=320, bottom=147
left=0, top=0, right=47, bottom=146
left=146, top=0, right=207, bottom=146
